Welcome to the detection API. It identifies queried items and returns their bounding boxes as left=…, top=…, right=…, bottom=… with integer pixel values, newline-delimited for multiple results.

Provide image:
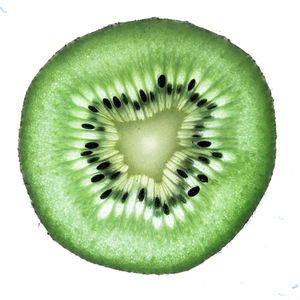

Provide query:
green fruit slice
left=19, top=18, right=276, bottom=274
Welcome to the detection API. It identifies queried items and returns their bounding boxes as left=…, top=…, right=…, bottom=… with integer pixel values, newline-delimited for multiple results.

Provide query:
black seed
left=81, top=123, right=95, bottom=129
left=81, top=150, right=92, bottom=156
left=139, top=89, right=147, bottom=102
left=154, top=197, right=161, bottom=208
left=97, top=126, right=105, bottom=131
left=198, top=156, right=210, bottom=164
left=163, top=204, right=170, bottom=215
left=192, top=134, right=201, bottom=138
left=150, top=91, right=155, bottom=101
left=198, top=141, right=211, bottom=148
left=198, top=174, right=208, bottom=182
left=169, top=197, right=177, bottom=207
left=100, top=189, right=112, bottom=199
left=121, top=93, right=129, bottom=105
left=91, top=174, right=104, bottom=183
left=158, top=75, right=166, bottom=88
left=190, top=93, right=199, bottom=102
left=188, top=186, right=200, bottom=197
left=176, top=169, right=188, bottom=178
left=195, top=124, right=205, bottom=129
left=113, top=96, right=121, bottom=108
left=88, top=105, right=98, bottom=112
left=121, top=192, right=128, bottom=203
left=188, top=79, right=196, bottom=91
left=167, top=84, right=172, bottom=94
left=103, top=98, right=112, bottom=109
left=97, top=161, right=110, bottom=170
left=133, top=101, right=141, bottom=110
left=197, top=99, right=207, bottom=107
left=110, top=171, right=120, bottom=179
left=138, top=189, right=145, bottom=201
left=207, top=104, right=217, bottom=110
left=176, top=85, right=182, bottom=94
left=212, top=152, right=223, bottom=158
left=87, top=157, right=99, bottom=163
left=85, top=142, right=99, bottom=149
left=178, top=195, right=187, bottom=203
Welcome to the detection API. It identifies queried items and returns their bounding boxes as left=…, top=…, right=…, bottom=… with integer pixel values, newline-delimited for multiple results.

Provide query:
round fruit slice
left=19, top=18, right=276, bottom=274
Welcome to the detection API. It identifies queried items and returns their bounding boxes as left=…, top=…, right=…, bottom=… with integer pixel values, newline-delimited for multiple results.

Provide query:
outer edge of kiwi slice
left=19, top=18, right=276, bottom=274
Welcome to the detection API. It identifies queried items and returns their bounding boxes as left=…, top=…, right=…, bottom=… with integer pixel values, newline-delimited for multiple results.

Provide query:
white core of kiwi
left=116, top=108, right=185, bottom=181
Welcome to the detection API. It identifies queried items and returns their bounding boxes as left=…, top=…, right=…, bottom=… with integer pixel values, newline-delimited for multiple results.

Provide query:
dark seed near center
left=154, top=197, right=161, bottom=208
left=103, top=98, right=112, bottom=109
left=207, top=103, right=217, bottom=110
left=176, top=85, right=182, bottom=94
left=167, top=84, right=172, bottom=94
left=88, top=105, right=98, bottom=112
left=100, top=189, right=112, bottom=199
left=138, top=189, right=145, bottom=201
left=158, top=75, right=166, bottom=88
left=113, top=96, right=121, bottom=108
left=197, top=99, right=207, bottom=107
left=207, top=104, right=217, bottom=109
left=198, top=141, right=211, bottom=148
left=82, top=123, right=95, bottom=129
left=190, top=93, right=199, bottom=102
left=198, top=174, right=208, bottom=182
left=198, top=156, right=210, bottom=164
left=121, top=93, right=129, bottom=104
left=91, top=174, right=104, bottom=183
left=163, top=204, right=170, bottom=215
left=195, top=124, right=205, bottom=129
left=212, top=152, right=223, bottom=158
left=87, top=157, right=99, bottom=163
left=133, top=101, right=141, bottom=110
left=97, top=161, right=110, bottom=170
left=188, top=79, right=196, bottom=91
left=110, top=172, right=120, bottom=179
left=188, top=186, right=200, bottom=197
left=121, top=192, right=128, bottom=203
left=139, top=89, right=147, bottom=102
left=81, top=150, right=92, bottom=156
left=177, top=169, right=188, bottom=178
left=85, top=142, right=99, bottom=149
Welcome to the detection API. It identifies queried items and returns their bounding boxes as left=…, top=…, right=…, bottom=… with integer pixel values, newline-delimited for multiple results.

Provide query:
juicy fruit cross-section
left=19, top=18, right=276, bottom=274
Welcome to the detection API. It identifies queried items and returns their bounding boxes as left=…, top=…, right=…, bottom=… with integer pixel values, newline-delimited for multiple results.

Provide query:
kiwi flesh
left=19, top=18, right=276, bottom=274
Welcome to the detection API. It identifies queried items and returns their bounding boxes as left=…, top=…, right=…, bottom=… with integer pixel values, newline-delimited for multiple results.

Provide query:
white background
left=0, top=0, right=299, bottom=299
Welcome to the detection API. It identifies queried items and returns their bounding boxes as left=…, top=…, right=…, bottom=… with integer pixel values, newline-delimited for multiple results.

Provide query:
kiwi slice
left=19, top=18, right=276, bottom=274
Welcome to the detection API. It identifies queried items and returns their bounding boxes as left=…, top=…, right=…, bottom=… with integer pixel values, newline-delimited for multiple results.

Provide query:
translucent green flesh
left=116, top=109, right=184, bottom=181
left=19, top=18, right=276, bottom=274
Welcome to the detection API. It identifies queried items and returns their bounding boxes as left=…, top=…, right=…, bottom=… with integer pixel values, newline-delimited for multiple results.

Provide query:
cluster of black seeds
left=79, top=75, right=218, bottom=122
left=80, top=141, right=123, bottom=195
left=158, top=75, right=196, bottom=96
left=76, top=73, right=224, bottom=218
left=137, top=190, right=170, bottom=216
